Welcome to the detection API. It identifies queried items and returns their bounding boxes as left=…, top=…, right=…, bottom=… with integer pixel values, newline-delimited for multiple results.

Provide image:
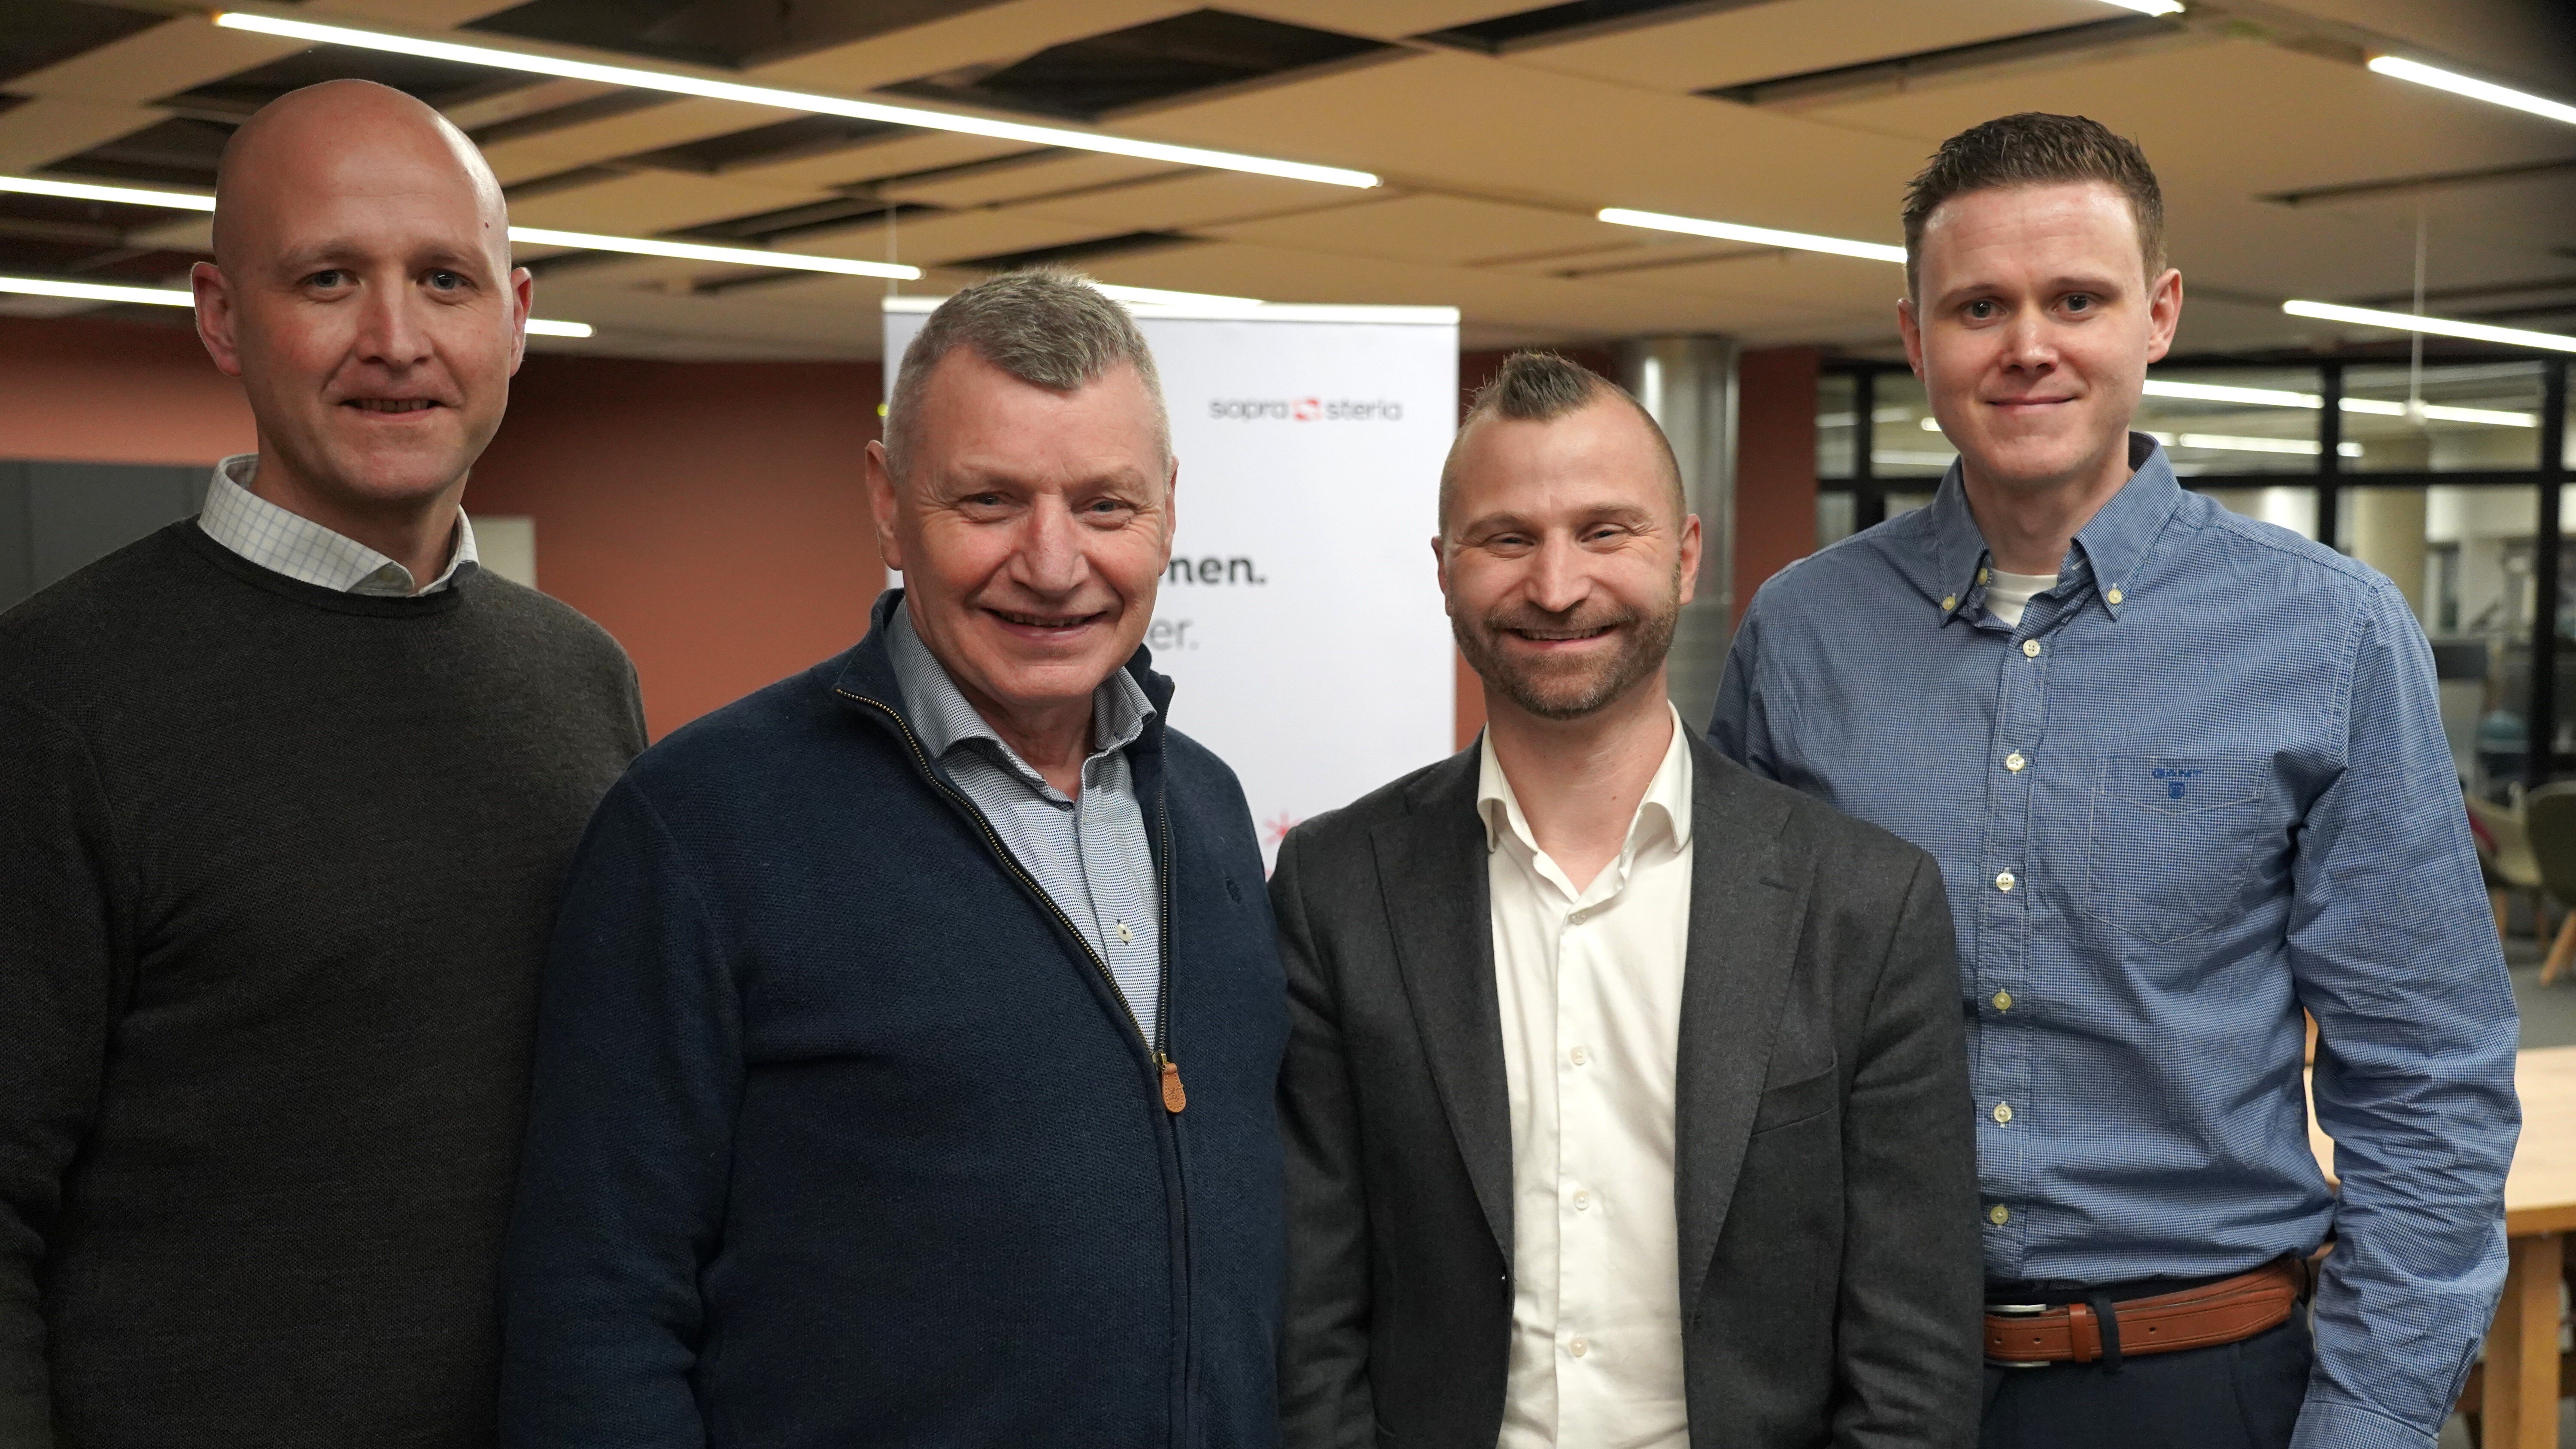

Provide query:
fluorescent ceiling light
left=0, top=175, right=922, bottom=280
left=1091, top=283, right=1264, bottom=311
left=0, top=174, right=215, bottom=210
left=2149, top=429, right=2362, bottom=457
left=2098, top=0, right=2184, bottom=14
left=2368, top=55, right=2576, bottom=128
left=2142, top=377, right=2535, bottom=427
left=0, top=275, right=196, bottom=307
left=2283, top=298, right=2576, bottom=355
left=211, top=11, right=1379, bottom=189
left=510, top=226, right=916, bottom=279
left=0, top=273, right=592, bottom=334
left=1598, top=207, right=1908, bottom=264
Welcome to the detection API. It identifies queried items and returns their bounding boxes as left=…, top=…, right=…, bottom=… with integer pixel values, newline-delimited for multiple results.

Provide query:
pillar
left=1616, top=336, right=1738, bottom=729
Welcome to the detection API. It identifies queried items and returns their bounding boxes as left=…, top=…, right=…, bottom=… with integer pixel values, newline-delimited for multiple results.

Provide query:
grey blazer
left=1273, top=732, right=1981, bottom=1449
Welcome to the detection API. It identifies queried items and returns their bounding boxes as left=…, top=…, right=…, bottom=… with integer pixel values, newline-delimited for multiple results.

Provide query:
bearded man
left=1270, top=351, right=1982, bottom=1449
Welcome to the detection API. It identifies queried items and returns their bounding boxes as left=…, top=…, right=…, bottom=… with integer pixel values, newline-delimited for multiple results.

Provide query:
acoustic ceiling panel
left=1200, top=193, right=1640, bottom=267
left=873, top=151, right=1186, bottom=208
left=504, top=169, right=842, bottom=234
left=1514, top=0, right=2122, bottom=94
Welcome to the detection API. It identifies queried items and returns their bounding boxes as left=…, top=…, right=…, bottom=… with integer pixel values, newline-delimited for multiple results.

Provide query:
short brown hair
left=1902, top=112, right=2164, bottom=297
left=1440, top=351, right=1683, bottom=529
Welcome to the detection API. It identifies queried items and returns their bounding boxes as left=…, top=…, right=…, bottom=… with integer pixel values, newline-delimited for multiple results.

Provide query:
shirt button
left=2107, top=586, right=2125, bottom=605
left=1941, top=594, right=1957, bottom=612
left=2022, top=638, right=2042, bottom=658
left=2004, top=751, right=2026, bottom=773
left=1992, top=1100, right=2014, bottom=1124
left=1978, top=567, right=1991, bottom=584
left=1112, top=920, right=1133, bottom=944
left=1995, top=870, right=2017, bottom=893
left=1993, top=990, right=2013, bottom=1012
left=1570, top=1046, right=1590, bottom=1066
left=1569, top=1337, right=1589, bottom=1358
left=1573, top=1190, right=1592, bottom=1211
left=1989, top=1204, right=2011, bottom=1226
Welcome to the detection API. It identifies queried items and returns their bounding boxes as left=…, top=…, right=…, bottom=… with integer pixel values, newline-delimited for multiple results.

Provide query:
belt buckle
left=1984, top=1302, right=2056, bottom=1370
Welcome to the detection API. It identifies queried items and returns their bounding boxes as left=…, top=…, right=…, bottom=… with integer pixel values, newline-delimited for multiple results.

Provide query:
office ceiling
left=0, top=0, right=2569, bottom=360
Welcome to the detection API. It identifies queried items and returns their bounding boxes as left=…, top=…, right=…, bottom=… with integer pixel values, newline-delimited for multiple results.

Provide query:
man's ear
left=1897, top=293, right=1926, bottom=379
left=192, top=262, right=244, bottom=378
left=863, top=439, right=906, bottom=574
left=1676, top=512, right=1703, bottom=609
left=2144, top=267, right=2183, bottom=365
left=506, top=266, right=534, bottom=375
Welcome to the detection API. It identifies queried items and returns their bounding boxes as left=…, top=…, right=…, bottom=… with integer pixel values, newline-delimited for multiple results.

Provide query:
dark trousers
left=1979, top=1315, right=2313, bottom=1449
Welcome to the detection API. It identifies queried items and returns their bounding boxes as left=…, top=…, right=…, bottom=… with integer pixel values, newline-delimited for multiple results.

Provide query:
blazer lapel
left=1673, top=735, right=1811, bottom=1318
left=1371, top=751, right=1514, bottom=1260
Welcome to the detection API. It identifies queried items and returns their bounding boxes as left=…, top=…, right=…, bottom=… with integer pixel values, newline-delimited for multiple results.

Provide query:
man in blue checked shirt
left=1711, top=112, right=2519, bottom=1449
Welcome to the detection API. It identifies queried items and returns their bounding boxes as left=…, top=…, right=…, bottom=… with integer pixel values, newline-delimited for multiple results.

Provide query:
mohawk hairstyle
left=1440, top=350, right=1684, bottom=530
left=1902, top=112, right=2165, bottom=296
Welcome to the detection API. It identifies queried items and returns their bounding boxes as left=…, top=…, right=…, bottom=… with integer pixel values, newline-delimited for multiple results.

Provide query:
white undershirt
left=1480, top=707, right=1695, bottom=1449
left=1983, top=568, right=2058, bottom=629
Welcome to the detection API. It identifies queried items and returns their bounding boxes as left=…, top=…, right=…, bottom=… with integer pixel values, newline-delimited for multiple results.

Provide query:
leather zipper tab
left=1159, top=1055, right=1186, bottom=1114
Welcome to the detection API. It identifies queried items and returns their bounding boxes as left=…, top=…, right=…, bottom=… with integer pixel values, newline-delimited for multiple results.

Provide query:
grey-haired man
left=501, top=271, right=1288, bottom=1448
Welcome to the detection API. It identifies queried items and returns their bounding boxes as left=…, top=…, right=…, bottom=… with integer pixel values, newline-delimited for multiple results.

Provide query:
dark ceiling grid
left=624, top=115, right=910, bottom=174
left=163, top=46, right=547, bottom=120
left=0, top=0, right=159, bottom=88
left=1700, top=12, right=2185, bottom=106
left=45, top=116, right=235, bottom=189
left=1415, top=0, right=1774, bottom=56
left=881, top=9, right=1391, bottom=122
left=467, top=0, right=1018, bottom=71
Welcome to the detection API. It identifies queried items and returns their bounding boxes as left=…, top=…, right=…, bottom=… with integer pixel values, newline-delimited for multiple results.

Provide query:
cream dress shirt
left=198, top=454, right=478, bottom=595
left=1479, top=706, right=1694, bottom=1449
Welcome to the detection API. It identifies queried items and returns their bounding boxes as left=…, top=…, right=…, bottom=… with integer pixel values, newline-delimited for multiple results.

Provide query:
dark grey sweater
left=0, top=520, right=645, bottom=1449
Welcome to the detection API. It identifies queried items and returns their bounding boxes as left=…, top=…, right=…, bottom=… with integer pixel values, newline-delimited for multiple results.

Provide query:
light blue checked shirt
left=886, top=602, right=1165, bottom=1047
left=1712, top=436, right=2518, bottom=1449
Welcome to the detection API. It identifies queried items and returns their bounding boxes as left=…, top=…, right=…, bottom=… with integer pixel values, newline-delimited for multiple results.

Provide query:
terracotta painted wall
left=0, top=314, right=883, bottom=739
left=1735, top=346, right=1822, bottom=617
left=0, top=315, right=252, bottom=463
left=467, top=356, right=884, bottom=739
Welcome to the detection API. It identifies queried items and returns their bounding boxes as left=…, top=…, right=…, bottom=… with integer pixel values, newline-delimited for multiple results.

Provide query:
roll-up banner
left=884, top=297, right=1459, bottom=869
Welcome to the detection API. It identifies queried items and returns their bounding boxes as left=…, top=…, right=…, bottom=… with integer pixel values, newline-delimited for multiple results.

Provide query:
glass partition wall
left=1817, top=354, right=2574, bottom=795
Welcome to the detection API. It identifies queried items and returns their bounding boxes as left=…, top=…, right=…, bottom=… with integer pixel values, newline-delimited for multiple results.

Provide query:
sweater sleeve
left=0, top=692, right=122, bottom=1446
left=500, top=778, right=742, bottom=1449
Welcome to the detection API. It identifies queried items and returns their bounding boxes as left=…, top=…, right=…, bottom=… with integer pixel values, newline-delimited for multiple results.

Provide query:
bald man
left=0, top=81, right=643, bottom=1449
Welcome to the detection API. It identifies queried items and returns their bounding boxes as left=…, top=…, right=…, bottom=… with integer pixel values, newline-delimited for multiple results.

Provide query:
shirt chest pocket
left=2080, top=756, right=2272, bottom=946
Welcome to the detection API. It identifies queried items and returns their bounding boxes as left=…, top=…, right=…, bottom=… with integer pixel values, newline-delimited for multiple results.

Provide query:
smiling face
left=193, top=82, right=529, bottom=516
left=1437, top=392, right=1699, bottom=723
left=1899, top=180, right=2181, bottom=501
left=867, top=344, right=1175, bottom=733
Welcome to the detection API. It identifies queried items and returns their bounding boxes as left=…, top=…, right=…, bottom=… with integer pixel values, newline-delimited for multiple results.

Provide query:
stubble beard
left=1452, top=572, right=1682, bottom=723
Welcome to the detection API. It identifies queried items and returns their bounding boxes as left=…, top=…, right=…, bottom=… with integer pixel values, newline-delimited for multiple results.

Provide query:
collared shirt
left=1713, top=435, right=2519, bottom=1449
left=885, top=604, right=1166, bottom=1046
left=1482, top=705, right=1694, bottom=1449
left=198, top=454, right=478, bottom=595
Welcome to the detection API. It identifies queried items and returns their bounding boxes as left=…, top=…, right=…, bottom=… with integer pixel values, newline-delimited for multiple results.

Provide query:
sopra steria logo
left=1207, top=396, right=1405, bottom=422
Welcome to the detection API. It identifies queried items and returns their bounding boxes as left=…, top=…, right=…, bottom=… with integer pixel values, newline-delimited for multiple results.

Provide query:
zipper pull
left=1158, top=1054, right=1187, bottom=1114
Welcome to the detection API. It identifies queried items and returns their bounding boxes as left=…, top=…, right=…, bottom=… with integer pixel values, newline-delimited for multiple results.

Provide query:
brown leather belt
left=1984, top=1257, right=2305, bottom=1367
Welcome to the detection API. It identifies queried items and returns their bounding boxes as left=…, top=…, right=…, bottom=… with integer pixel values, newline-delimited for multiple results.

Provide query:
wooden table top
left=2311, top=1044, right=2576, bottom=1237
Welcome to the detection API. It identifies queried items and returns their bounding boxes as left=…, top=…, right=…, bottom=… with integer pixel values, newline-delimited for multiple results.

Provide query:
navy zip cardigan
left=501, top=593, right=1288, bottom=1449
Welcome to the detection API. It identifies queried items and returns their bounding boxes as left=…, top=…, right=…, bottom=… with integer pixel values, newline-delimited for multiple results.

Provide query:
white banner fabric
left=883, top=301, right=1459, bottom=869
